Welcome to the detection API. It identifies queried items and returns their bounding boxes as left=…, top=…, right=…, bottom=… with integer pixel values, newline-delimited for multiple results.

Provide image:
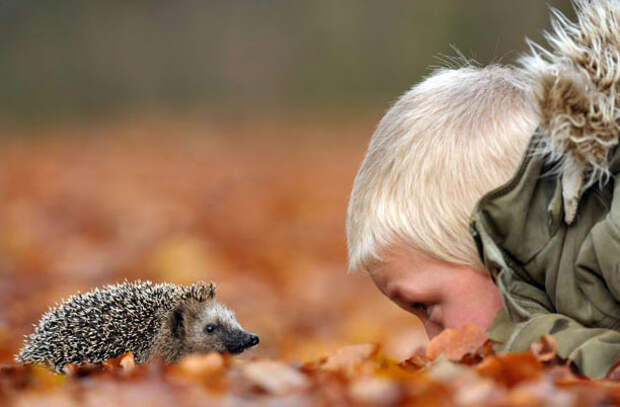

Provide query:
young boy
left=347, top=0, right=620, bottom=378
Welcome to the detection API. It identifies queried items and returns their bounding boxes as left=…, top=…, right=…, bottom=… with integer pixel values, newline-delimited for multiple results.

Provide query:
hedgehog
left=15, top=280, right=259, bottom=373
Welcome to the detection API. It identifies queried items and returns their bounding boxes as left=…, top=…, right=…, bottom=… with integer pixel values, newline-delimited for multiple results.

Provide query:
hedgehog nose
left=248, top=334, right=259, bottom=347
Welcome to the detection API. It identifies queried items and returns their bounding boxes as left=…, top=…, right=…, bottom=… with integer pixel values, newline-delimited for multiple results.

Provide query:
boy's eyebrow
left=385, top=281, right=423, bottom=303
left=388, top=274, right=441, bottom=303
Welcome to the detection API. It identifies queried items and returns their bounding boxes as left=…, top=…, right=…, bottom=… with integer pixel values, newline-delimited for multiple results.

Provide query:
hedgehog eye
left=204, top=324, right=216, bottom=334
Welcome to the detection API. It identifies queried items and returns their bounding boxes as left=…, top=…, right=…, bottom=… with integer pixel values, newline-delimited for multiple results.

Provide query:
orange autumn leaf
left=176, top=352, right=227, bottom=378
left=348, top=376, right=403, bottom=405
left=399, top=353, right=430, bottom=371
left=426, top=324, right=489, bottom=362
left=529, top=334, right=559, bottom=364
left=102, top=352, right=135, bottom=373
left=242, top=360, right=310, bottom=395
left=321, top=343, right=378, bottom=376
left=605, top=354, right=620, bottom=381
left=476, top=353, right=542, bottom=387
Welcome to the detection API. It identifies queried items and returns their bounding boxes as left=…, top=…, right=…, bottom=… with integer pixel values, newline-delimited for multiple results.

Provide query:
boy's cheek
left=439, top=269, right=504, bottom=330
left=441, top=291, right=503, bottom=331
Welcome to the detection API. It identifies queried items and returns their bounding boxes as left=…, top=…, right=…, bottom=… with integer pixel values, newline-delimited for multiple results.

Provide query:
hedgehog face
left=192, top=302, right=259, bottom=354
left=170, top=299, right=259, bottom=357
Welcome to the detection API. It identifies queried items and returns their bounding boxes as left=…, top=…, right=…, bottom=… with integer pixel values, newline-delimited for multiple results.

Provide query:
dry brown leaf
left=476, top=353, right=542, bottom=387
left=382, top=327, right=428, bottom=362
left=176, top=352, right=227, bottom=378
left=453, top=378, right=505, bottom=405
left=605, top=354, right=620, bottom=381
left=102, top=352, right=135, bottom=373
left=399, top=352, right=430, bottom=370
left=119, top=353, right=135, bottom=373
left=348, top=377, right=402, bottom=405
left=426, top=324, right=488, bottom=362
left=481, top=339, right=500, bottom=358
left=242, top=360, right=309, bottom=395
left=13, top=392, right=80, bottom=407
left=529, top=334, right=558, bottom=363
left=321, top=343, right=378, bottom=376
left=506, top=379, right=575, bottom=406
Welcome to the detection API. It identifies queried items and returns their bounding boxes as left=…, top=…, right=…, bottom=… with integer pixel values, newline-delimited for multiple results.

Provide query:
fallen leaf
left=605, top=354, right=620, bottom=381
left=453, top=378, right=505, bottom=406
left=399, top=352, right=430, bottom=371
left=242, top=360, right=309, bottom=395
left=506, top=378, right=575, bottom=406
left=103, top=352, right=134, bottom=373
left=476, top=353, right=542, bottom=387
left=529, top=334, right=558, bottom=363
left=119, top=353, right=135, bottom=375
left=382, top=327, right=428, bottom=362
left=348, top=377, right=402, bottom=406
left=321, top=343, right=378, bottom=376
left=481, top=339, right=500, bottom=358
left=426, top=356, right=475, bottom=382
left=177, top=352, right=226, bottom=377
left=426, top=324, right=488, bottom=362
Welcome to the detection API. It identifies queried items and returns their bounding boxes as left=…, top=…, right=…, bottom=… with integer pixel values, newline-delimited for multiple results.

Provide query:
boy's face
left=367, top=246, right=503, bottom=338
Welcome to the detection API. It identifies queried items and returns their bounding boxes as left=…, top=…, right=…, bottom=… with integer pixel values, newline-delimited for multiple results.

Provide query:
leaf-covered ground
left=1, top=118, right=620, bottom=406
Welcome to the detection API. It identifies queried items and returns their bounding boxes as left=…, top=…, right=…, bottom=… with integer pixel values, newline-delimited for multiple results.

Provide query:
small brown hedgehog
left=16, top=280, right=259, bottom=372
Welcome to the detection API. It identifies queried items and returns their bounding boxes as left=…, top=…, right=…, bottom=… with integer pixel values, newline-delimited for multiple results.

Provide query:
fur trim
left=520, top=0, right=620, bottom=223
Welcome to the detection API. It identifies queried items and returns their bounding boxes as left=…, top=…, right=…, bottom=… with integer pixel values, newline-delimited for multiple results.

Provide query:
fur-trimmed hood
left=520, top=0, right=620, bottom=224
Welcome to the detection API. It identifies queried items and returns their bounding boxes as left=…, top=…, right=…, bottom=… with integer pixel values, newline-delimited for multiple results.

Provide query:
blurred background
left=0, top=0, right=572, bottom=364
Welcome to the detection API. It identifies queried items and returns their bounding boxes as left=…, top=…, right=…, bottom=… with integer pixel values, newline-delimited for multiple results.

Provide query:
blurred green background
left=1, top=0, right=572, bottom=124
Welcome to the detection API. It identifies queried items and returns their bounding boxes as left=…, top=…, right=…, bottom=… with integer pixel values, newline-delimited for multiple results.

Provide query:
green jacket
left=470, top=133, right=620, bottom=378
left=468, top=0, right=620, bottom=379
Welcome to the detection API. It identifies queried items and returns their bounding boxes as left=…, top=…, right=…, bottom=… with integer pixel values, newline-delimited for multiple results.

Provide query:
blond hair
left=346, top=65, right=539, bottom=272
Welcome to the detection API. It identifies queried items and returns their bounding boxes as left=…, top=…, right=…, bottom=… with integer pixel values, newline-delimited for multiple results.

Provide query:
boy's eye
left=204, top=324, right=216, bottom=334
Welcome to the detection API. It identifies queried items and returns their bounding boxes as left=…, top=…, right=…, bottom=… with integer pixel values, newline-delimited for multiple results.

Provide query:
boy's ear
left=169, top=306, right=186, bottom=339
left=185, top=281, right=216, bottom=303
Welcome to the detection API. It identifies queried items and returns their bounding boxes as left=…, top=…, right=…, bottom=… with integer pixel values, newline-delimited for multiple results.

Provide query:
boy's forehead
left=368, top=246, right=426, bottom=275
left=366, top=248, right=421, bottom=286
left=367, top=246, right=467, bottom=291
left=367, top=252, right=441, bottom=304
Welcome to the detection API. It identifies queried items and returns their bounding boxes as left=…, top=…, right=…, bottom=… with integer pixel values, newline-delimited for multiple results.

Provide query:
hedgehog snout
left=224, top=331, right=259, bottom=354
left=248, top=333, right=259, bottom=347
left=238, top=332, right=259, bottom=351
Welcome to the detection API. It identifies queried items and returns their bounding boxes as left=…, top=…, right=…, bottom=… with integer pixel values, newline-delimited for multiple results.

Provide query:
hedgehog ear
left=188, top=281, right=216, bottom=302
left=169, top=306, right=185, bottom=339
